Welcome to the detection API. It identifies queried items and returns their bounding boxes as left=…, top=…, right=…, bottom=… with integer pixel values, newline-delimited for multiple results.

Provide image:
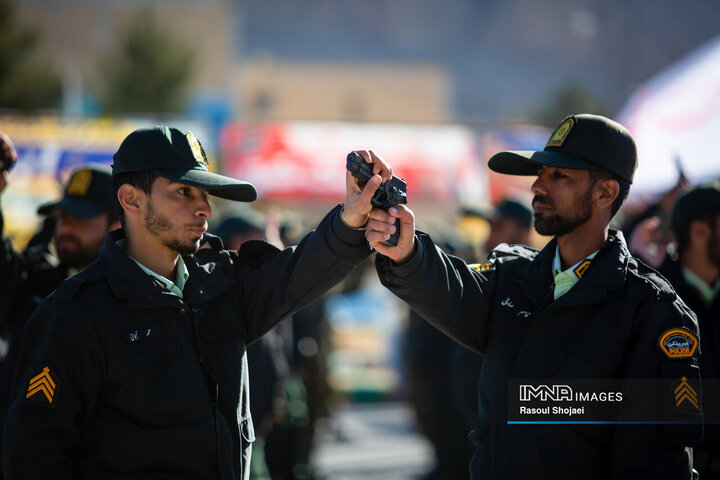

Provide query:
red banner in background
left=219, top=121, right=488, bottom=204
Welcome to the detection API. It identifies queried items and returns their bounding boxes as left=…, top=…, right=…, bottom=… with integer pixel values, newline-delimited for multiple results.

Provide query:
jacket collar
left=100, top=229, right=233, bottom=308
left=516, top=229, right=630, bottom=309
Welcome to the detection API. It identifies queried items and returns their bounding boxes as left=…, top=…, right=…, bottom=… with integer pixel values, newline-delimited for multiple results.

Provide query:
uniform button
left=179, top=308, right=187, bottom=314
left=191, top=306, right=200, bottom=313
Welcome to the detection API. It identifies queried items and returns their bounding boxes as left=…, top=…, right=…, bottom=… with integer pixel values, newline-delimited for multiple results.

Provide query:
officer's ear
left=594, top=178, right=619, bottom=211
left=116, top=184, right=145, bottom=220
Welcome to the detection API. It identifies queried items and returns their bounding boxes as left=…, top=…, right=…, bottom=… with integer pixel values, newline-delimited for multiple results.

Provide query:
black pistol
left=346, top=152, right=407, bottom=246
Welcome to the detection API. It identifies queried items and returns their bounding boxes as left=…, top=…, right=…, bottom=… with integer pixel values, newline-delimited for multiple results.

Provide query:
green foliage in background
left=99, top=12, right=196, bottom=114
left=0, top=0, right=62, bottom=110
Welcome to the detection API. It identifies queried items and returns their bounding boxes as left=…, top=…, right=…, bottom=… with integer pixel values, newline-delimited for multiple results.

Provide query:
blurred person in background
left=657, top=184, right=720, bottom=479
left=27, top=164, right=120, bottom=297
left=402, top=235, right=471, bottom=480
left=215, top=211, right=293, bottom=480
left=479, top=197, right=533, bottom=257
left=0, top=132, right=21, bottom=340
left=403, top=199, right=532, bottom=480
left=451, top=197, right=533, bottom=464
left=626, top=171, right=690, bottom=268
left=0, top=133, right=22, bottom=451
left=1, top=126, right=389, bottom=480
left=365, top=114, right=702, bottom=479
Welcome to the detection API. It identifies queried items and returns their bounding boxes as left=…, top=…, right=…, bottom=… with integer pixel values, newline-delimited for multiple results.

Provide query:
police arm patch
left=659, top=328, right=698, bottom=359
left=25, top=366, right=58, bottom=408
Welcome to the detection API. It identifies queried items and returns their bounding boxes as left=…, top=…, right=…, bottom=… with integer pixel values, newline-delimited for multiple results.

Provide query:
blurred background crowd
left=1, top=0, right=719, bottom=478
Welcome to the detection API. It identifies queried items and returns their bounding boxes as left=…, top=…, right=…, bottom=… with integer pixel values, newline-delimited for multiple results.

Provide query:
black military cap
left=215, top=210, right=266, bottom=245
left=671, top=182, right=720, bottom=235
left=488, top=114, right=638, bottom=183
left=37, top=164, right=114, bottom=219
left=113, top=126, right=257, bottom=202
left=462, top=198, right=532, bottom=229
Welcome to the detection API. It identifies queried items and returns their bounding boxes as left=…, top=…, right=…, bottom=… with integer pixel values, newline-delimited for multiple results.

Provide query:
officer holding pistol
left=1, top=128, right=389, bottom=480
left=366, top=114, right=702, bottom=479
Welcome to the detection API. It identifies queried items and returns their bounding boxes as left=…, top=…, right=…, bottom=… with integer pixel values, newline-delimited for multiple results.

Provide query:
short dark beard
left=144, top=202, right=199, bottom=256
left=56, top=235, right=102, bottom=270
left=533, top=187, right=593, bottom=237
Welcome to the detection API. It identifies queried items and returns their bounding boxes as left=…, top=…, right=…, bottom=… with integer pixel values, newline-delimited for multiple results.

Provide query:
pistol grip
left=381, top=223, right=400, bottom=247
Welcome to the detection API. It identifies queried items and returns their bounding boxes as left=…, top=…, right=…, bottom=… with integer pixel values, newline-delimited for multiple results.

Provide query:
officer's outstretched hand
left=342, top=150, right=393, bottom=228
left=366, top=204, right=416, bottom=264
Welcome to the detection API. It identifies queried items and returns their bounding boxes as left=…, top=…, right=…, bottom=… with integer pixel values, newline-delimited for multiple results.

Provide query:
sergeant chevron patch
left=673, top=376, right=699, bottom=412
left=25, top=366, right=57, bottom=407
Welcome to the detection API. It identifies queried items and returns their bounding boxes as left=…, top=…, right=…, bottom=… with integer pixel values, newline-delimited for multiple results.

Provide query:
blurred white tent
left=618, top=34, right=720, bottom=197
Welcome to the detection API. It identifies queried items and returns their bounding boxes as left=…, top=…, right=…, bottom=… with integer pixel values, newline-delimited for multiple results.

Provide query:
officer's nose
left=197, top=196, right=212, bottom=220
left=55, top=210, right=78, bottom=233
left=530, top=175, right=546, bottom=196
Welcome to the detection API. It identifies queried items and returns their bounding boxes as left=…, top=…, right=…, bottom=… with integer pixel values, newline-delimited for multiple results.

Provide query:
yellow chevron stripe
left=25, top=366, right=56, bottom=404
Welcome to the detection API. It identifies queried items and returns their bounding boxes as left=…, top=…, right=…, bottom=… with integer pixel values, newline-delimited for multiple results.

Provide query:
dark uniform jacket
left=1, top=205, right=371, bottom=480
left=377, top=230, right=701, bottom=480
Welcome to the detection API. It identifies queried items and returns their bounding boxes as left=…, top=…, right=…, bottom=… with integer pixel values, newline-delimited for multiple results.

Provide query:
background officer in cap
left=658, top=184, right=720, bottom=479
left=450, top=196, right=533, bottom=464
left=480, top=197, right=533, bottom=257
left=366, top=114, right=701, bottom=479
left=27, top=164, right=120, bottom=297
left=1, top=126, right=389, bottom=480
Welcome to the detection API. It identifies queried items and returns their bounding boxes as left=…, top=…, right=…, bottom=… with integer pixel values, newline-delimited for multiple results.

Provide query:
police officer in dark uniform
left=0, top=142, right=119, bottom=478
left=659, top=184, right=720, bottom=478
left=365, top=114, right=702, bottom=479
left=1, top=127, right=391, bottom=479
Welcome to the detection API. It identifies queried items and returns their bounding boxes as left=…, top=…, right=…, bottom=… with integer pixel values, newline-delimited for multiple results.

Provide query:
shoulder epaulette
left=54, top=262, right=105, bottom=300
left=630, top=258, right=677, bottom=302
left=200, top=232, right=224, bottom=251
left=489, top=243, right=538, bottom=261
left=468, top=262, right=496, bottom=273
left=237, top=240, right=282, bottom=267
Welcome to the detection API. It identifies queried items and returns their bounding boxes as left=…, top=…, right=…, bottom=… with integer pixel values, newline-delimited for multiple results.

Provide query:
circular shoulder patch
left=658, top=328, right=698, bottom=359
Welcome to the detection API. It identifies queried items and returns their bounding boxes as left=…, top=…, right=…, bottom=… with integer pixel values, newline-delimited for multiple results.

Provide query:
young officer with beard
left=366, top=114, right=702, bottom=479
left=2, top=126, right=390, bottom=479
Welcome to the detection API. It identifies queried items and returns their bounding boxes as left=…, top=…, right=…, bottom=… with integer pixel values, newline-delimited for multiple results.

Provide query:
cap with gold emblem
left=37, top=164, right=114, bottom=219
left=488, top=114, right=638, bottom=183
left=112, top=126, right=257, bottom=202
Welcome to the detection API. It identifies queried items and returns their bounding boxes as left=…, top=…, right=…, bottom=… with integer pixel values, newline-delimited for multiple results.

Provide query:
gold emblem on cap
left=546, top=117, right=575, bottom=148
left=186, top=132, right=208, bottom=166
left=66, top=169, right=93, bottom=196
